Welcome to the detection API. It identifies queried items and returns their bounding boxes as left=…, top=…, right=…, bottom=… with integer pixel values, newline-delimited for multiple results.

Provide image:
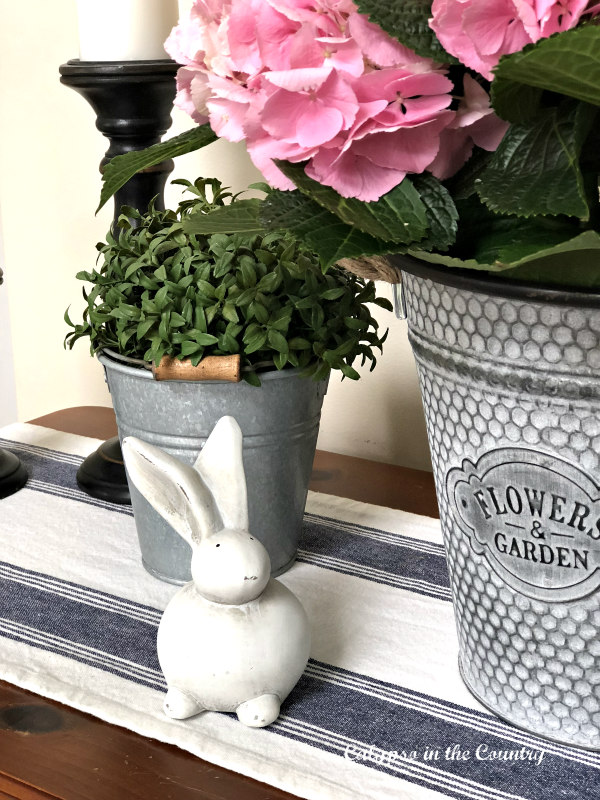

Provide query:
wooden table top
left=0, top=406, right=438, bottom=800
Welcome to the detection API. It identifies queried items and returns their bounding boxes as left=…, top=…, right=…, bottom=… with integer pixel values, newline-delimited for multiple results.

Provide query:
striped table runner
left=0, top=423, right=596, bottom=800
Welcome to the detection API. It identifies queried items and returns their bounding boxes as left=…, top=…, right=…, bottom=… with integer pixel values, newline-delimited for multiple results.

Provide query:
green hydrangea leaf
left=355, top=0, right=457, bottom=63
left=408, top=173, right=458, bottom=251
left=276, top=162, right=429, bottom=244
left=490, top=81, right=543, bottom=123
left=476, top=101, right=597, bottom=220
left=98, top=126, right=217, bottom=213
left=493, top=26, right=600, bottom=108
left=405, top=229, right=600, bottom=288
left=183, top=199, right=265, bottom=235
left=260, top=190, right=396, bottom=270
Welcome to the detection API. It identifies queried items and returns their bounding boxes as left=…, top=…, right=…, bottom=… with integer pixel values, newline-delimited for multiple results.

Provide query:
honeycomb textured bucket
left=99, top=352, right=328, bottom=585
left=401, top=266, right=600, bottom=748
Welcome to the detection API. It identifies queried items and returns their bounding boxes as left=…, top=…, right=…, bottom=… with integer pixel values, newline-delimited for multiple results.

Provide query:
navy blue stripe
left=0, top=569, right=159, bottom=671
left=295, top=554, right=450, bottom=601
left=0, top=439, right=450, bottom=599
left=305, top=512, right=446, bottom=556
left=0, top=439, right=83, bottom=463
left=27, top=481, right=134, bottom=516
left=0, top=560, right=160, bottom=618
left=300, top=517, right=450, bottom=593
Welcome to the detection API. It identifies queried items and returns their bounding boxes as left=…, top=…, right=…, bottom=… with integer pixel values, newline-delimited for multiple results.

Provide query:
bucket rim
left=388, top=253, right=600, bottom=308
left=98, top=349, right=314, bottom=385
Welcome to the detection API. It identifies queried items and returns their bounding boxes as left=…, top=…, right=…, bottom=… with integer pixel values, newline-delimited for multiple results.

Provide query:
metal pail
left=100, top=351, right=328, bottom=584
left=398, top=260, right=600, bottom=748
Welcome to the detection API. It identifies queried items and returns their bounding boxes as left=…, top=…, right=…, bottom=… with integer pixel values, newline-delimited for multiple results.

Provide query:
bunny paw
left=236, top=694, right=281, bottom=728
left=164, top=688, right=204, bottom=720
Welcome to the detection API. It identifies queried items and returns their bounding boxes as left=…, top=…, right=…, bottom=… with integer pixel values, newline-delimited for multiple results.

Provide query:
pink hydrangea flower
left=430, top=0, right=591, bottom=80
left=168, top=0, right=513, bottom=200
left=429, top=75, right=509, bottom=180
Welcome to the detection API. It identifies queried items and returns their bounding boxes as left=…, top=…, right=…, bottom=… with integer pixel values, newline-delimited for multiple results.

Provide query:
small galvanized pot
left=100, top=351, right=328, bottom=584
left=394, top=257, right=600, bottom=748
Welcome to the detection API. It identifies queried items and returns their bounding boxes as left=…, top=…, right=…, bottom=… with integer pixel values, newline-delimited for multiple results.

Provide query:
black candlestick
left=0, top=268, right=28, bottom=499
left=60, top=59, right=178, bottom=504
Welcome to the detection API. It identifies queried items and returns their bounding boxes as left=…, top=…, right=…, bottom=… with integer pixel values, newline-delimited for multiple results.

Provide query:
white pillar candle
left=77, top=0, right=180, bottom=61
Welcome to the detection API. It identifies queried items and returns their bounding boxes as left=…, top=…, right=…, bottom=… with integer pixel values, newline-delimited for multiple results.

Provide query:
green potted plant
left=66, top=178, right=391, bottom=585
left=94, top=0, right=600, bottom=747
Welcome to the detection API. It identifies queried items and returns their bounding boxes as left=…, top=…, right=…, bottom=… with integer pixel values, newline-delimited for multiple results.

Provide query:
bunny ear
left=122, top=437, right=222, bottom=546
left=193, top=416, right=249, bottom=531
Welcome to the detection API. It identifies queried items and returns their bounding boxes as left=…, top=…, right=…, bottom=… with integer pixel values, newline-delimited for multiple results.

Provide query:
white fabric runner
left=0, top=424, right=591, bottom=800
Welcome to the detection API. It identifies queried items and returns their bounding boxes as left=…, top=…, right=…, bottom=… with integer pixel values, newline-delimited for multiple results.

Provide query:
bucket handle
left=393, top=281, right=407, bottom=321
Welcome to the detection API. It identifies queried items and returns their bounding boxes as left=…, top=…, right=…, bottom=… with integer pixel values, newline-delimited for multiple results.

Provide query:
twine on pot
left=336, top=256, right=401, bottom=284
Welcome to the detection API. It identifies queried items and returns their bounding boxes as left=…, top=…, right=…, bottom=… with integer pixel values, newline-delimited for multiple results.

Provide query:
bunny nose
left=244, top=575, right=258, bottom=581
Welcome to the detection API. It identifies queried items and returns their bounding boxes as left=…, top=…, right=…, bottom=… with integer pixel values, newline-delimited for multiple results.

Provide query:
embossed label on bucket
left=447, top=449, right=600, bottom=602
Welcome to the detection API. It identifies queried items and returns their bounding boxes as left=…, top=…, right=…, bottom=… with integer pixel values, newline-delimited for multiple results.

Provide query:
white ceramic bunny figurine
left=122, top=416, right=311, bottom=728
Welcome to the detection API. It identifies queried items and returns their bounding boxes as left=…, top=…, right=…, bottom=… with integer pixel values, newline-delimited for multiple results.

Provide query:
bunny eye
left=215, top=543, right=221, bottom=548
left=249, top=537, right=254, bottom=540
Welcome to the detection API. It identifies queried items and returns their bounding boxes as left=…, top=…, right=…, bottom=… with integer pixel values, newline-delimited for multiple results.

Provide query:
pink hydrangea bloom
left=430, top=0, right=591, bottom=80
left=429, top=75, right=509, bottom=180
left=167, top=0, right=509, bottom=200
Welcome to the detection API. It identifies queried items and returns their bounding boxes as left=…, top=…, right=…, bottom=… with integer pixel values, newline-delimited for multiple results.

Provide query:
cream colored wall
left=0, top=0, right=432, bottom=471
left=0, top=207, right=18, bottom=426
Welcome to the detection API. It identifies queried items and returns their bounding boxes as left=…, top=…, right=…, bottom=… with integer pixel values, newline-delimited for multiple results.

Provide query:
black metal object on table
left=59, top=59, right=179, bottom=504
left=0, top=266, right=28, bottom=499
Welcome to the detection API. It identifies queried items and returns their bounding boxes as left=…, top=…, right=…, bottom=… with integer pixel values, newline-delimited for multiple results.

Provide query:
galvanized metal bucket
left=395, top=259, right=600, bottom=748
left=99, top=351, right=328, bottom=584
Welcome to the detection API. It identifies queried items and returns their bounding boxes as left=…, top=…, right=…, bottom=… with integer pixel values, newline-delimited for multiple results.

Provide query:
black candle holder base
left=60, top=59, right=178, bottom=507
left=76, top=436, right=130, bottom=504
left=0, top=448, right=28, bottom=499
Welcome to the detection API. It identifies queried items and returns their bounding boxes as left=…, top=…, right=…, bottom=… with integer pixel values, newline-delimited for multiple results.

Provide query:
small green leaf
left=136, top=318, right=156, bottom=339
left=196, top=279, right=216, bottom=298
left=239, top=258, right=257, bottom=288
left=288, top=337, right=312, bottom=350
left=274, top=352, right=288, bottom=370
left=222, top=303, right=239, bottom=323
left=180, top=341, right=203, bottom=357
left=320, top=287, right=346, bottom=301
left=267, top=329, right=289, bottom=354
left=248, top=182, right=271, bottom=194
left=252, top=302, right=269, bottom=324
left=170, top=312, right=187, bottom=327
left=257, top=271, right=281, bottom=293
left=340, top=363, right=360, bottom=380
left=344, top=317, right=369, bottom=330
left=243, top=371, right=262, bottom=387
left=194, top=332, right=219, bottom=346
left=243, top=330, right=268, bottom=354
left=269, top=309, right=291, bottom=332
